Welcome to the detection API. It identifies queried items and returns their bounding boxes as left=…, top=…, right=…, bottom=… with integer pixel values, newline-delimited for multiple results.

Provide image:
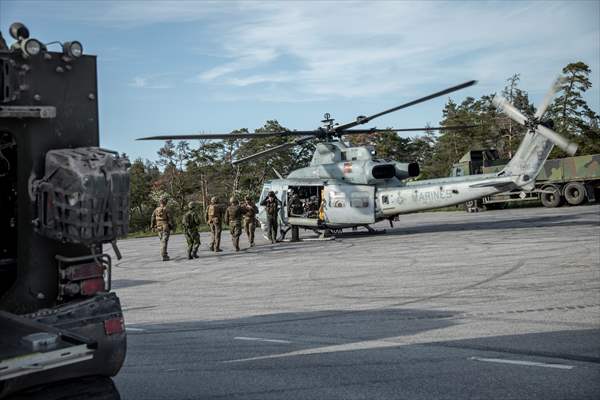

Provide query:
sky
left=1, top=0, right=599, bottom=162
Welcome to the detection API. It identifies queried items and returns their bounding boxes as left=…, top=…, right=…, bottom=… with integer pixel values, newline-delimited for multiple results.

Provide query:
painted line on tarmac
left=469, top=357, right=574, bottom=370
left=126, top=327, right=146, bottom=332
left=234, top=336, right=292, bottom=344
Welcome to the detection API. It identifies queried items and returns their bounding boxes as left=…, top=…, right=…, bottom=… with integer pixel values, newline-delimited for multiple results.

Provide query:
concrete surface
left=109, top=205, right=600, bottom=399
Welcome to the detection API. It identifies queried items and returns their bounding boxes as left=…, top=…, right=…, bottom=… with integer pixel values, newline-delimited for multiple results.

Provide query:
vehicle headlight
left=22, top=38, right=42, bottom=57
left=63, top=41, right=83, bottom=58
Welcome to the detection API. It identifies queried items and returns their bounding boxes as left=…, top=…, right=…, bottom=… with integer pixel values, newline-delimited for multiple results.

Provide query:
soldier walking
left=260, top=191, right=281, bottom=244
left=225, top=197, right=243, bottom=251
left=182, top=201, right=201, bottom=259
left=242, top=196, right=258, bottom=247
left=205, top=196, right=224, bottom=252
left=150, top=196, right=173, bottom=261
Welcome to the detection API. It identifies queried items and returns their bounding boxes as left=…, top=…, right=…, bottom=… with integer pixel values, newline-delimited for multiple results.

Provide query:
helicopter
left=138, top=78, right=577, bottom=239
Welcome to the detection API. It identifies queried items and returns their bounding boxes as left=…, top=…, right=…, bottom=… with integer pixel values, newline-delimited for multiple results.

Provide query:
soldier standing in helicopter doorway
left=206, top=196, right=224, bottom=252
left=225, top=197, right=243, bottom=251
left=151, top=196, right=174, bottom=261
left=242, top=196, right=258, bottom=247
left=260, top=191, right=281, bottom=244
left=182, top=202, right=201, bottom=259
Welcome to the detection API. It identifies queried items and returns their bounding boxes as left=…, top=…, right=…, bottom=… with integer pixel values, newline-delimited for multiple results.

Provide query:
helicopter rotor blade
left=232, top=136, right=315, bottom=165
left=534, top=76, right=564, bottom=120
left=333, top=80, right=477, bottom=132
left=137, top=131, right=318, bottom=141
left=492, top=95, right=528, bottom=126
left=338, top=125, right=478, bottom=135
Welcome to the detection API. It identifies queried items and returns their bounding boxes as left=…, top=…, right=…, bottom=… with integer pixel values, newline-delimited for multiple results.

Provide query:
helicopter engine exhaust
left=394, top=162, right=420, bottom=180
left=371, top=164, right=396, bottom=179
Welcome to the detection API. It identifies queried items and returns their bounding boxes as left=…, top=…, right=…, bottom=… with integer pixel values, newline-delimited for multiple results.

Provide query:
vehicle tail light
left=104, top=317, right=124, bottom=335
left=80, top=278, right=106, bottom=296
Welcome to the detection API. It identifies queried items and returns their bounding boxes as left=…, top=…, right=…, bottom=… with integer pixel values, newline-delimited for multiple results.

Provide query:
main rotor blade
left=137, top=131, right=318, bottom=141
left=534, top=76, right=564, bottom=120
left=339, top=125, right=477, bottom=135
left=232, top=136, right=315, bottom=165
left=334, top=80, right=477, bottom=132
left=493, top=95, right=527, bottom=125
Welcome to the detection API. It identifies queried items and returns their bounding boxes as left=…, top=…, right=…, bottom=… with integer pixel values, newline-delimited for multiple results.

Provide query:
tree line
left=128, top=62, right=599, bottom=233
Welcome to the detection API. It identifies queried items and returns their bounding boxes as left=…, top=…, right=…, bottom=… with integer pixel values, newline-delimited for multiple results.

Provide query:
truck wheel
left=540, top=185, right=562, bottom=208
left=564, top=182, right=586, bottom=206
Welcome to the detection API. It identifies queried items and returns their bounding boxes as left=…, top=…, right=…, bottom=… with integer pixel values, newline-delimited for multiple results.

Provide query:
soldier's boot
left=215, top=237, right=222, bottom=252
left=162, top=255, right=170, bottom=261
left=234, top=237, right=240, bottom=252
left=193, top=250, right=199, bottom=258
left=187, top=249, right=193, bottom=260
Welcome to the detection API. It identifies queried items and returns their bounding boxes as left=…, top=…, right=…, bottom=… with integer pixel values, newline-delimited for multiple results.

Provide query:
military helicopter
left=139, top=78, right=577, bottom=239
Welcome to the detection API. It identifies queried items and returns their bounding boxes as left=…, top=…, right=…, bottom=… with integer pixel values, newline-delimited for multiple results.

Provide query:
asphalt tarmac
left=110, top=205, right=600, bottom=399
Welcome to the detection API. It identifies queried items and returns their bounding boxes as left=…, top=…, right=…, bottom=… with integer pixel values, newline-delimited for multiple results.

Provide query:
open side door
left=0, top=311, right=95, bottom=381
left=323, top=184, right=375, bottom=225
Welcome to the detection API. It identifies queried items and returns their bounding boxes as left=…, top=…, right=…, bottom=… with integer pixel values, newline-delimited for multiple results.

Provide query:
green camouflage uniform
left=205, top=197, right=224, bottom=252
left=225, top=198, right=243, bottom=251
left=242, top=198, right=258, bottom=247
left=151, top=199, right=173, bottom=261
left=182, top=203, right=201, bottom=259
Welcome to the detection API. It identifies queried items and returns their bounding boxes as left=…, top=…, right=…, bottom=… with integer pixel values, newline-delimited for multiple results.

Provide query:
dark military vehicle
left=0, top=23, right=129, bottom=397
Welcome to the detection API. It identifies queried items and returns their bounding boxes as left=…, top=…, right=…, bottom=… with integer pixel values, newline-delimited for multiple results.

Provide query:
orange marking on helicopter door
left=343, top=162, right=352, bottom=174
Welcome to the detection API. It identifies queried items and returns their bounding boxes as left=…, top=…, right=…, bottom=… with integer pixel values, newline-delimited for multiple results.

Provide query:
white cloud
left=35, top=0, right=599, bottom=104
left=128, top=74, right=174, bottom=89
left=184, top=1, right=599, bottom=103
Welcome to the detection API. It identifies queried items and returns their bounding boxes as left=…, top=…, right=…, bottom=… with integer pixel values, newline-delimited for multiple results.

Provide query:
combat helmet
left=159, top=195, right=168, bottom=205
left=210, top=196, right=218, bottom=204
left=188, top=201, right=196, bottom=209
left=229, top=196, right=239, bottom=205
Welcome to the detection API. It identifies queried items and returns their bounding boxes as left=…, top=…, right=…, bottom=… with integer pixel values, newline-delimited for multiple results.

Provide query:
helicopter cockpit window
left=350, top=192, right=370, bottom=208
left=382, top=195, right=389, bottom=205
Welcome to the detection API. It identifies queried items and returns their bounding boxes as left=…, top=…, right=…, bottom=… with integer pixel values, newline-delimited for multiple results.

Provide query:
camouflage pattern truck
left=451, top=149, right=600, bottom=209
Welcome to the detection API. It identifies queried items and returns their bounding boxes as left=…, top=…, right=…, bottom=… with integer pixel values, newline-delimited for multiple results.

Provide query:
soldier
left=182, top=201, right=201, bottom=259
left=242, top=196, right=258, bottom=247
left=205, top=196, right=224, bottom=252
left=288, top=193, right=304, bottom=217
left=150, top=196, right=173, bottom=261
left=260, top=191, right=281, bottom=244
left=224, top=197, right=243, bottom=251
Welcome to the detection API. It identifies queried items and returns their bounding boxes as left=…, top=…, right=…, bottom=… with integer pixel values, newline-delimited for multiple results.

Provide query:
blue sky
left=1, top=0, right=598, bottom=162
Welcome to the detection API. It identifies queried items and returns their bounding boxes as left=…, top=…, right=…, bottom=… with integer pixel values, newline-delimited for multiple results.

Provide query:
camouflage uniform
left=242, top=196, right=258, bottom=247
left=224, top=197, right=243, bottom=251
left=260, top=191, right=281, bottom=244
left=205, top=196, right=224, bottom=252
left=182, top=202, right=201, bottom=259
left=288, top=194, right=304, bottom=216
left=151, top=197, right=173, bottom=261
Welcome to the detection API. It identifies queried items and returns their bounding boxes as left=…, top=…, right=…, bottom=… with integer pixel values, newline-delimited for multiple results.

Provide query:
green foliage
left=546, top=62, right=600, bottom=156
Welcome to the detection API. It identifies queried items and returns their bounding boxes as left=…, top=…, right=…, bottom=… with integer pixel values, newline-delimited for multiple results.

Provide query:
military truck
left=451, top=149, right=600, bottom=209
left=0, top=23, right=129, bottom=397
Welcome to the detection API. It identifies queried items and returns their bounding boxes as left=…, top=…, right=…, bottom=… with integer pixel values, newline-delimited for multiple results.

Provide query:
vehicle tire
left=540, top=185, right=562, bottom=208
left=563, top=182, right=586, bottom=206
